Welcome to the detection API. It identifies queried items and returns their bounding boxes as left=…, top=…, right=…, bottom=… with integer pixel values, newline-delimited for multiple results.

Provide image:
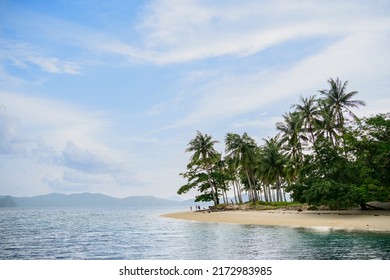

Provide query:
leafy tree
left=288, top=113, right=390, bottom=209
left=344, top=113, right=390, bottom=208
left=178, top=168, right=213, bottom=202
left=287, top=136, right=358, bottom=209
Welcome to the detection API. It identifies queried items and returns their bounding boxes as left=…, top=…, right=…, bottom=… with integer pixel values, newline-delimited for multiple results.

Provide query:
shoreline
left=161, top=210, right=390, bottom=233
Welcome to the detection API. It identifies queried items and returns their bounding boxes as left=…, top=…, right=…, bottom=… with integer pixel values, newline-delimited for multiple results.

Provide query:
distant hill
left=166, top=195, right=185, bottom=202
left=0, top=196, right=17, bottom=207
left=0, top=193, right=212, bottom=209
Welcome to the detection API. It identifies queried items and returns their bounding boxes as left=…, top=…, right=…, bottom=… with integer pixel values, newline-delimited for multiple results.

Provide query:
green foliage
left=193, top=193, right=214, bottom=203
left=303, top=180, right=357, bottom=210
left=288, top=113, right=390, bottom=209
left=355, top=184, right=389, bottom=204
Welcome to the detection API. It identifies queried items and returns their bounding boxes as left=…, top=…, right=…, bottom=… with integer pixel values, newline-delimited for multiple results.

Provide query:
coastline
left=161, top=210, right=390, bottom=233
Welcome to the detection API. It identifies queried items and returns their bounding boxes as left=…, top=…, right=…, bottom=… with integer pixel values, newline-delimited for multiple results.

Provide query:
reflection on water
left=1, top=207, right=389, bottom=259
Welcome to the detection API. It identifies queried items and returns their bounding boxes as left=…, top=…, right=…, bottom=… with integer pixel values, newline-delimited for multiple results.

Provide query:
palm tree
left=315, top=99, right=339, bottom=146
left=319, top=78, right=366, bottom=132
left=276, top=111, right=307, bottom=164
left=225, top=156, right=243, bottom=204
left=292, top=95, right=320, bottom=144
left=257, top=137, right=287, bottom=202
left=225, top=132, right=259, bottom=202
left=213, top=156, right=231, bottom=204
left=186, top=131, right=220, bottom=204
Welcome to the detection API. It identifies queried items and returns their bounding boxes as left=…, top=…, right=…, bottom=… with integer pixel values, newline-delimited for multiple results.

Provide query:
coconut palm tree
left=292, top=95, right=320, bottom=144
left=225, top=132, right=259, bottom=202
left=276, top=111, right=308, bottom=164
left=315, top=99, right=339, bottom=146
left=257, top=137, right=287, bottom=202
left=225, top=156, right=243, bottom=204
left=319, top=78, right=366, bottom=132
left=186, top=131, right=220, bottom=204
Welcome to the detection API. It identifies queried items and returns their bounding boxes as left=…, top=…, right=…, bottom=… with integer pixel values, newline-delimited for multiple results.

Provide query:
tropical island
left=165, top=78, right=390, bottom=232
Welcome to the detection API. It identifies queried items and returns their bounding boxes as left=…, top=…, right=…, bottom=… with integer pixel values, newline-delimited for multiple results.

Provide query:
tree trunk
left=246, top=170, right=259, bottom=202
left=268, top=186, right=272, bottom=202
left=235, top=180, right=243, bottom=204
left=263, top=185, right=269, bottom=202
left=232, top=182, right=238, bottom=204
left=206, top=168, right=218, bottom=205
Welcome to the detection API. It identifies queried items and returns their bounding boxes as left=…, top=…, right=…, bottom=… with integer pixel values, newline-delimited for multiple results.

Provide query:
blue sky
left=1, top=0, right=390, bottom=198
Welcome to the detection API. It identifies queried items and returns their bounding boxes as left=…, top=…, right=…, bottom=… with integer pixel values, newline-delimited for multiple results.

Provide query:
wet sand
left=162, top=210, right=390, bottom=232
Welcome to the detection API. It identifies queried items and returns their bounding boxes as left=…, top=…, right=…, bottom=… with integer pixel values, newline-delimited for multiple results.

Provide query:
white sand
left=162, top=210, right=390, bottom=232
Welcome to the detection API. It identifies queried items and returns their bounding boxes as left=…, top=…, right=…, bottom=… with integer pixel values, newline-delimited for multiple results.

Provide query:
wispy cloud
left=164, top=24, right=390, bottom=129
left=0, top=92, right=110, bottom=150
left=0, top=94, right=141, bottom=195
left=0, top=38, right=82, bottom=75
left=62, top=141, right=122, bottom=174
left=4, top=0, right=388, bottom=69
left=0, top=106, right=22, bottom=155
left=135, top=0, right=389, bottom=64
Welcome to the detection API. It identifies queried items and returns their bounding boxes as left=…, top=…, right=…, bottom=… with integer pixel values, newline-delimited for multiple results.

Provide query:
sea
left=1, top=207, right=390, bottom=260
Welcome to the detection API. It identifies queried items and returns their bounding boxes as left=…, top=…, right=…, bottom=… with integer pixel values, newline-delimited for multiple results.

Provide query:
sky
left=1, top=0, right=390, bottom=199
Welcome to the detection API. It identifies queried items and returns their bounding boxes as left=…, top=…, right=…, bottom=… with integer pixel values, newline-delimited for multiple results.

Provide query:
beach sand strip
left=162, top=210, right=390, bottom=232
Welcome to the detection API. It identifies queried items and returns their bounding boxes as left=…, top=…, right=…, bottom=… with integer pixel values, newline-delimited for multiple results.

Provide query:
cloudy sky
left=1, top=0, right=389, bottom=198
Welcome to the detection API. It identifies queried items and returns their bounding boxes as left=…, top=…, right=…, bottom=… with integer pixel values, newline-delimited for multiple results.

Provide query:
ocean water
left=1, top=207, right=389, bottom=260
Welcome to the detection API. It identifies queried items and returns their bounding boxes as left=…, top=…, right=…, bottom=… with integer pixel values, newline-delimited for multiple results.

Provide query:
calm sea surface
left=1, top=207, right=389, bottom=260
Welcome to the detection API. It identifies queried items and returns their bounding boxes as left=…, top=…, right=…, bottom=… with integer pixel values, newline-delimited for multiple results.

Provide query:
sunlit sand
left=162, top=210, right=390, bottom=232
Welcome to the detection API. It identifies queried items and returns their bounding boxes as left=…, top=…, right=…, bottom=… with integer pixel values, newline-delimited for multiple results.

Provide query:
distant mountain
left=0, top=196, right=17, bottom=207
left=166, top=195, right=185, bottom=202
left=0, top=193, right=212, bottom=209
left=12, top=193, right=118, bottom=208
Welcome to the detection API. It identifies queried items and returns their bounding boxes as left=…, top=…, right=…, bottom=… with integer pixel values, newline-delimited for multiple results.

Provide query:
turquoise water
left=1, top=207, right=389, bottom=259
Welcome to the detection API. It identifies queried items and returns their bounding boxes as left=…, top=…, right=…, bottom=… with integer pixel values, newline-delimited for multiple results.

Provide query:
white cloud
left=4, top=0, right=388, bottom=68
left=0, top=106, right=21, bottom=155
left=166, top=25, right=390, bottom=129
left=0, top=92, right=110, bottom=150
left=135, top=0, right=387, bottom=64
left=0, top=105, right=58, bottom=160
left=0, top=93, right=141, bottom=196
left=62, top=141, right=121, bottom=174
left=42, top=177, right=90, bottom=193
left=0, top=38, right=81, bottom=75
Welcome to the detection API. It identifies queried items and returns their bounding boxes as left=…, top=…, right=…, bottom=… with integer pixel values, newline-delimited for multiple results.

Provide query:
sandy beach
left=162, top=210, right=390, bottom=232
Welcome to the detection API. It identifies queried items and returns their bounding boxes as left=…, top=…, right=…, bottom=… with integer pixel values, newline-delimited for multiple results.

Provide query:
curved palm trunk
left=234, top=179, right=243, bottom=203
left=282, top=187, right=287, bottom=202
left=231, top=181, right=238, bottom=204
left=263, top=185, right=269, bottom=202
left=245, top=170, right=258, bottom=203
left=206, top=168, right=218, bottom=205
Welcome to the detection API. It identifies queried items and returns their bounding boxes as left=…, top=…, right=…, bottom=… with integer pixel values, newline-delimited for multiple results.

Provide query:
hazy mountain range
left=0, top=193, right=211, bottom=208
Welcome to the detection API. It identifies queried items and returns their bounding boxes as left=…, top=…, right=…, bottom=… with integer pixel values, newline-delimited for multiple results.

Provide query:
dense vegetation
left=177, top=78, right=390, bottom=209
